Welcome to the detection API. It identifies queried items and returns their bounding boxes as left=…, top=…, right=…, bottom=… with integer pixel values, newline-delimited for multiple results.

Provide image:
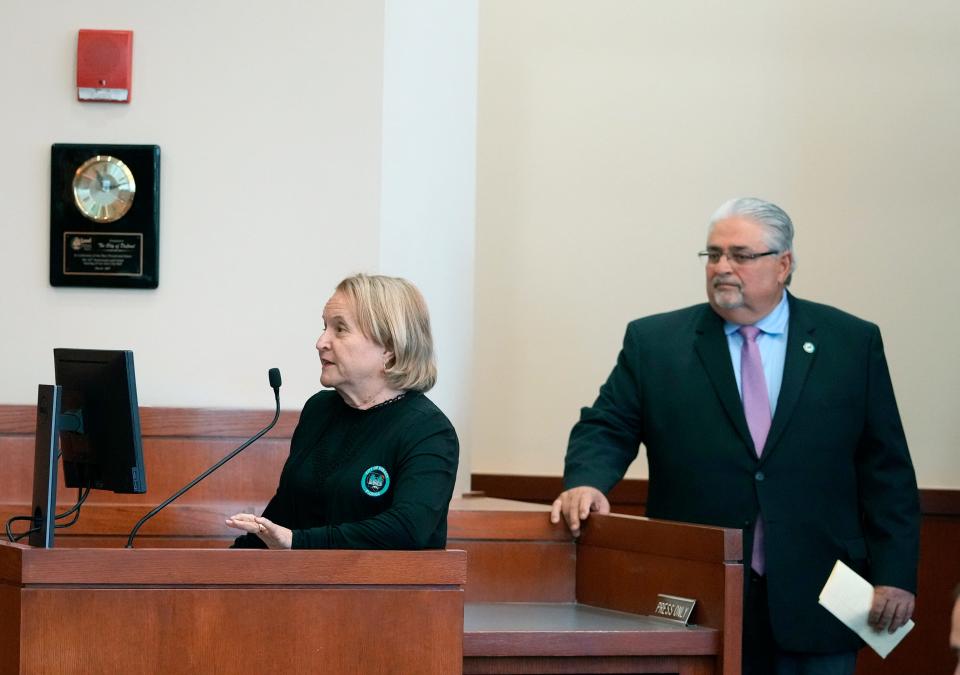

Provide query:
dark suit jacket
left=563, top=293, right=920, bottom=653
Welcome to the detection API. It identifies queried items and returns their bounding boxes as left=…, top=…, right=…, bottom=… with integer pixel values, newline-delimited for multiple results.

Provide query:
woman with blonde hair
left=227, top=274, right=458, bottom=549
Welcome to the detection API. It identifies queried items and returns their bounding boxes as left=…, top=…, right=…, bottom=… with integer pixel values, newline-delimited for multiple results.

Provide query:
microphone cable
left=125, top=368, right=282, bottom=548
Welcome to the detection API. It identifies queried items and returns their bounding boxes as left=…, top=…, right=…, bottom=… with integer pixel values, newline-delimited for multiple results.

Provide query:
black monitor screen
left=53, top=348, right=146, bottom=494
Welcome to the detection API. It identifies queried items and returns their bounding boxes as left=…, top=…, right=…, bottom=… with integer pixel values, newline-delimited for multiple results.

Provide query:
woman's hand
left=225, top=513, right=293, bottom=549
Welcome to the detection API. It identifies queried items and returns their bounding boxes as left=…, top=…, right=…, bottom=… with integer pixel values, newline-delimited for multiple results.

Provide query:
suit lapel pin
left=803, top=342, right=815, bottom=354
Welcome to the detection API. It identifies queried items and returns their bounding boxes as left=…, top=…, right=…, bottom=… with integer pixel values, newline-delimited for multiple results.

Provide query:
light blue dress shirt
left=724, top=291, right=790, bottom=415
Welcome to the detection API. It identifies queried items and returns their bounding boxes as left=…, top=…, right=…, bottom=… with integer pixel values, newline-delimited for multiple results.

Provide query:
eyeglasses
left=698, top=249, right=780, bottom=266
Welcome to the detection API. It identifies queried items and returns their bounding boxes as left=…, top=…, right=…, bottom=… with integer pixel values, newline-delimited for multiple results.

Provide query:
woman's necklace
left=365, top=391, right=408, bottom=411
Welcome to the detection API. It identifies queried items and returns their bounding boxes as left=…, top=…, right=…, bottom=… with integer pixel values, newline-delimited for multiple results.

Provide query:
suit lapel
left=693, top=306, right=754, bottom=451
left=764, top=293, right=817, bottom=457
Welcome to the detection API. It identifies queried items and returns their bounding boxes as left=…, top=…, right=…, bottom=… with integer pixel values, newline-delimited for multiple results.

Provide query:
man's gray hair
left=709, top=197, right=797, bottom=285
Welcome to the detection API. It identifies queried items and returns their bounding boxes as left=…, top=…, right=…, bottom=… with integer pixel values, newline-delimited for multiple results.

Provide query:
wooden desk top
left=464, top=602, right=719, bottom=657
left=451, top=496, right=552, bottom=512
left=0, top=541, right=467, bottom=586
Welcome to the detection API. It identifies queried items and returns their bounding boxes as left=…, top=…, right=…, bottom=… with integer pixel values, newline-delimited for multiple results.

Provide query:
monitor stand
left=29, top=385, right=83, bottom=548
left=30, top=385, right=61, bottom=548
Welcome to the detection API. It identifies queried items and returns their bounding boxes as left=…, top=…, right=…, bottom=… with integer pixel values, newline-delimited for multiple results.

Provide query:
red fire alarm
left=77, top=29, right=133, bottom=103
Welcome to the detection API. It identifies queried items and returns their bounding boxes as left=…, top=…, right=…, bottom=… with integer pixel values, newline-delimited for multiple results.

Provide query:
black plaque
left=50, top=143, right=160, bottom=288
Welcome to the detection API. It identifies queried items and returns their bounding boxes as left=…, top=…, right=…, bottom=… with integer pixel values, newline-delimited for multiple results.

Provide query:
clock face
left=72, top=155, right=136, bottom=223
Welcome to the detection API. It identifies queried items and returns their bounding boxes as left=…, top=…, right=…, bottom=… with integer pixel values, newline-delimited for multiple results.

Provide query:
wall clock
left=50, top=143, right=160, bottom=288
left=72, top=155, right=136, bottom=223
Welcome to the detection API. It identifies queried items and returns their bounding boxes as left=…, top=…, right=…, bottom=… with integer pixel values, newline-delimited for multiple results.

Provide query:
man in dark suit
left=551, top=197, right=920, bottom=674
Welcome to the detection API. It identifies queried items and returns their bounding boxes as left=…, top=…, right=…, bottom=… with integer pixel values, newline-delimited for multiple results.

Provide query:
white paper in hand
left=818, top=560, right=914, bottom=658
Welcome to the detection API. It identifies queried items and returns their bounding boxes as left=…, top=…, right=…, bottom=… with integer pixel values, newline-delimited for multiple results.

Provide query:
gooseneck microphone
left=125, top=368, right=282, bottom=548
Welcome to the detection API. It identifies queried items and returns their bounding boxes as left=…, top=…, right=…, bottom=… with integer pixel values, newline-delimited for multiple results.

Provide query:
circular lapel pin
left=803, top=342, right=815, bottom=354
left=361, top=465, right=390, bottom=497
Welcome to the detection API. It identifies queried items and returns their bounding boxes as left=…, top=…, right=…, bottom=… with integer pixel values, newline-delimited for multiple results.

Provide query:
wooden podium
left=449, top=497, right=743, bottom=675
left=0, top=543, right=466, bottom=674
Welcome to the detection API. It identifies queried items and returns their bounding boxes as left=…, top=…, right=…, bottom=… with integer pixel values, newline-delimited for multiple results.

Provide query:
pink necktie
left=739, top=325, right=770, bottom=575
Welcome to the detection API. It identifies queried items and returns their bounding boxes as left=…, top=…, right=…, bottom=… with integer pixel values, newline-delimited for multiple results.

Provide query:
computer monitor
left=29, top=349, right=147, bottom=547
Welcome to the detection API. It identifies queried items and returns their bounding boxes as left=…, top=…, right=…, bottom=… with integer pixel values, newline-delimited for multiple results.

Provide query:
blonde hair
left=336, top=274, right=437, bottom=392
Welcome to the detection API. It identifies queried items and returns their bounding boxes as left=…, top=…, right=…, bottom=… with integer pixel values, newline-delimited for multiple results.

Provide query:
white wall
left=380, top=2, right=478, bottom=491
left=0, top=1, right=478, bottom=439
left=0, top=0, right=479, bottom=486
left=472, top=0, right=960, bottom=488
left=0, top=2, right=385, bottom=410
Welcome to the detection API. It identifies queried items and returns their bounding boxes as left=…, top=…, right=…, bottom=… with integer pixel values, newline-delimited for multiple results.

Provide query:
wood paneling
left=0, top=405, right=302, bottom=438
left=450, top=540, right=575, bottom=602
left=472, top=473, right=648, bottom=511
left=448, top=498, right=577, bottom=602
left=857, top=514, right=960, bottom=675
left=920, top=489, right=960, bottom=516
left=0, top=435, right=288, bottom=504
left=454, top=500, right=741, bottom=675
left=448, top=508, right=570, bottom=542
left=722, top=563, right=744, bottom=674
left=464, top=602, right=719, bottom=656
left=20, top=587, right=462, bottom=674
left=471, top=474, right=960, bottom=518
left=0, top=405, right=295, bottom=545
left=574, top=515, right=743, bottom=675
left=0, top=406, right=39, bottom=435
left=1, top=543, right=467, bottom=586
left=578, top=513, right=741, bottom=563
left=2, top=543, right=465, bottom=675
left=577, top=547, right=727, bottom=627
left=0, top=582, right=21, bottom=674
left=473, top=473, right=960, bottom=675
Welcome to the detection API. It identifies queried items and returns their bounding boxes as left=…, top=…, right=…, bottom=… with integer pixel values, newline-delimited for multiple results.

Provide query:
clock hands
left=94, top=168, right=118, bottom=193
left=72, top=155, right=136, bottom=223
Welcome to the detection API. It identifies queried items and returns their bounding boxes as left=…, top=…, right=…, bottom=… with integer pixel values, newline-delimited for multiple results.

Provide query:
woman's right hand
left=225, top=513, right=293, bottom=549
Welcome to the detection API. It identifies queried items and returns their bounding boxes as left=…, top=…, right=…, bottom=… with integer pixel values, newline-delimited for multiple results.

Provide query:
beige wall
left=473, top=0, right=960, bottom=487
left=0, top=2, right=385, bottom=409
left=0, top=0, right=478, bottom=492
